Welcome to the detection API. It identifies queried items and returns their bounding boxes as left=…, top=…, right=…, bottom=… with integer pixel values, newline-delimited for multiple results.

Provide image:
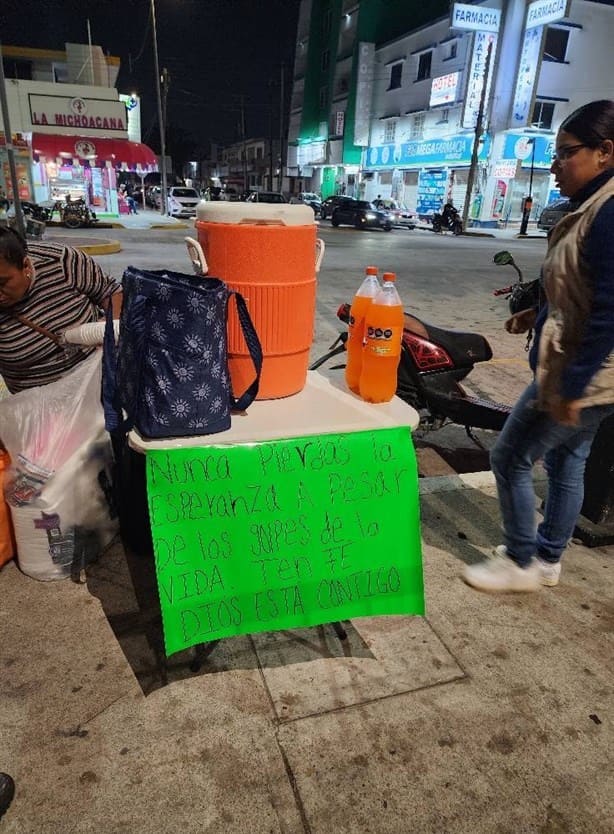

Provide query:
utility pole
left=150, top=0, right=168, bottom=215
left=277, top=63, right=285, bottom=193
left=268, top=80, right=275, bottom=190
left=518, top=137, right=536, bottom=236
left=0, top=43, right=26, bottom=238
left=241, top=95, right=248, bottom=193
left=461, top=39, right=493, bottom=231
left=161, top=67, right=170, bottom=180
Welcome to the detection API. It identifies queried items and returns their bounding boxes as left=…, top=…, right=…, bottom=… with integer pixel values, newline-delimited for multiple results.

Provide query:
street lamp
left=150, top=0, right=168, bottom=215
left=518, top=137, right=536, bottom=236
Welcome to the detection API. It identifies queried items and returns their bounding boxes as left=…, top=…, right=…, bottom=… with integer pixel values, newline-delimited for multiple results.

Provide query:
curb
left=419, top=467, right=548, bottom=495
left=462, top=230, right=497, bottom=238
left=107, top=221, right=191, bottom=230
left=74, top=239, right=122, bottom=256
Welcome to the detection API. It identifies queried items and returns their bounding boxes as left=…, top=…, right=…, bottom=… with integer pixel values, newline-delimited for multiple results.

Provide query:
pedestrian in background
left=464, top=99, right=614, bottom=593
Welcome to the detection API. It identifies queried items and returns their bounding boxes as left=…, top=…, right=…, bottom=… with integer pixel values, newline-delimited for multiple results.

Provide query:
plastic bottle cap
left=382, top=272, right=396, bottom=282
left=366, top=266, right=378, bottom=275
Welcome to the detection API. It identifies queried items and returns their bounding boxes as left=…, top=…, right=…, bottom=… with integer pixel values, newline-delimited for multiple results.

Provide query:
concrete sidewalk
left=1, top=472, right=613, bottom=833
left=107, top=210, right=191, bottom=231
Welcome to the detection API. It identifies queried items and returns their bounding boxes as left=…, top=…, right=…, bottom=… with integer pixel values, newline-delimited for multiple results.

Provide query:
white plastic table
left=128, top=370, right=419, bottom=453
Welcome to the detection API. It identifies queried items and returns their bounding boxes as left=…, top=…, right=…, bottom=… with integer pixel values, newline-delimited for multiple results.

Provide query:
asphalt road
left=46, top=222, right=549, bottom=471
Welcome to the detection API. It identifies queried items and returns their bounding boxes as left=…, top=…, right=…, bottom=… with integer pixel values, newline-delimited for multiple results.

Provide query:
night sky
left=2, top=0, right=302, bottom=158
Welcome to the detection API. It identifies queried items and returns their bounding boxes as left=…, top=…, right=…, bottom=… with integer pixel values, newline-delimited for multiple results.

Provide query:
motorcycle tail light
left=337, top=303, right=351, bottom=324
left=403, top=331, right=454, bottom=370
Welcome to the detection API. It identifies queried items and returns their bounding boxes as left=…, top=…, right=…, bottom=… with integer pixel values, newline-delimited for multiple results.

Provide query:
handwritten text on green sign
left=146, top=428, right=424, bottom=656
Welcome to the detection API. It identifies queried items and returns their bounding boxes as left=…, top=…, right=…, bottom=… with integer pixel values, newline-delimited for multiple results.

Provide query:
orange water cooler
left=195, top=202, right=324, bottom=399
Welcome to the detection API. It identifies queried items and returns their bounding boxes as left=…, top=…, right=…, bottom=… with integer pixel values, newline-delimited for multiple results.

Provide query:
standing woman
left=464, top=99, right=614, bottom=592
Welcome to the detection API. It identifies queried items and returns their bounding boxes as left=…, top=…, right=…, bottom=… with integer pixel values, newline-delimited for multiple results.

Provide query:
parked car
left=373, top=198, right=417, bottom=229
left=537, top=198, right=570, bottom=232
left=146, top=186, right=161, bottom=208
left=246, top=191, right=287, bottom=204
left=155, top=186, right=201, bottom=217
left=292, top=192, right=322, bottom=216
left=320, top=195, right=349, bottom=220
left=331, top=199, right=393, bottom=231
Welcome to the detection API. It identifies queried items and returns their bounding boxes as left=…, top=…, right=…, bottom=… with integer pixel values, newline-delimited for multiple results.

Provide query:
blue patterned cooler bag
left=103, top=267, right=262, bottom=438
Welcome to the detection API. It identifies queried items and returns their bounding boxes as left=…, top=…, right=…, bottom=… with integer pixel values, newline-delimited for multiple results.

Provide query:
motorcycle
left=432, top=204, right=463, bottom=235
left=311, top=309, right=510, bottom=445
left=492, top=249, right=541, bottom=350
left=310, top=251, right=538, bottom=444
left=20, top=201, right=52, bottom=223
left=46, top=197, right=98, bottom=229
left=62, top=197, right=98, bottom=229
left=5, top=201, right=47, bottom=239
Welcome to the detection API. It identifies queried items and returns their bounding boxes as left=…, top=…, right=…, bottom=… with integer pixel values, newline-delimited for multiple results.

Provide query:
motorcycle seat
left=416, top=322, right=493, bottom=367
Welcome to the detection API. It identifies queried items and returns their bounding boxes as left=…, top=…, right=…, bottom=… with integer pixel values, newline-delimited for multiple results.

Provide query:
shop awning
left=31, top=133, right=158, bottom=173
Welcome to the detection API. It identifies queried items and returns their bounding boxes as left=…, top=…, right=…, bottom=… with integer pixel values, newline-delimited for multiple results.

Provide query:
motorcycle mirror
left=493, top=250, right=515, bottom=266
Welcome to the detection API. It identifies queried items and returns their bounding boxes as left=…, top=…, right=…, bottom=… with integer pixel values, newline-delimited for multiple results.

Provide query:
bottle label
left=365, top=325, right=402, bottom=357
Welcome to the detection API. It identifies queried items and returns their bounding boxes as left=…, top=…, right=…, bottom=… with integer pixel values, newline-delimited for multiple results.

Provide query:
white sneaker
left=462, top=550, right=541, bottom=593
left=494, top=545, right=562, bottom=587
left=536, top=558, right=562, bottom=587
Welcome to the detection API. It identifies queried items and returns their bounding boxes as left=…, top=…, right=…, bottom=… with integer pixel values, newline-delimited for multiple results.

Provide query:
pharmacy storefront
left=483, top=132, right=556, bottom=224
left=363, top=133, right=491, bottom=217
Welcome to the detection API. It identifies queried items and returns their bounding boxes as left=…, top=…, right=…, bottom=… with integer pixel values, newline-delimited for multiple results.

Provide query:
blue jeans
left=490, top=381, right=614, bottom=567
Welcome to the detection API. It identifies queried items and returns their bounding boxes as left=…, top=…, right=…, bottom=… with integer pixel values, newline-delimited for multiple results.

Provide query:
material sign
left=462, top=31, right=498, bottom=130
left=146, top=428, right=425, bottom=656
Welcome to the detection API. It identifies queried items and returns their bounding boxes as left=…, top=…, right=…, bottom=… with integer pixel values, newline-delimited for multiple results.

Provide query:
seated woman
left=0, top=227, right=121, bottom=393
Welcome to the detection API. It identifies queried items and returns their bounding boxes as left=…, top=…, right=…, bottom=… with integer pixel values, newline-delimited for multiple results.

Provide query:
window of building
left=532, top=100, right=555, bottom=129
left=543, top=27, right=569, bottom=62
left=3, top=58, right=33, bottom=80
left=256, top=147, right=263, bottom=159
left=416, top=51, right=432, bottom=82
left=338, top=77, right=349, bottom=95
left=319, top=85, right=328, bottom=109
left=448, top=42, right=457, bottom=60
left=321, top=50, right=330, bottom=73
left=389, top=62, right=403, bottom=90
left=383, top=120, right=397, bottom=144
left=412, top=113, right=425, bottom=140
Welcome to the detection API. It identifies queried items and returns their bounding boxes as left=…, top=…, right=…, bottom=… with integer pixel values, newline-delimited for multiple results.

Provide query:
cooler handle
left=184, top=236, right=208, bottom=276
left=315, top=238, right=325, bottom=273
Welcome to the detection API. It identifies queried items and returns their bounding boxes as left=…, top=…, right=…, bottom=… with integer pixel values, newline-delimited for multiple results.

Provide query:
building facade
left=1, top=43, right=157, bottom=217
left=288, top=0, right=614, bottom=225
left=287, top=0, right=449, bottom=199
left=216, top=138, right=282, bottom=196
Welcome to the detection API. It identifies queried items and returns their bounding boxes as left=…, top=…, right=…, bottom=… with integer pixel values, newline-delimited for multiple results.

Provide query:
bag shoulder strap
left=229, top=291, right=263, bottom=411
left=8, top=311, right=63, bottom=346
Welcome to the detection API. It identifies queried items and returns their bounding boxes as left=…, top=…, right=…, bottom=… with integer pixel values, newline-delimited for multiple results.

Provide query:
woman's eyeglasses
left=551, top=143, right=587, bottom=163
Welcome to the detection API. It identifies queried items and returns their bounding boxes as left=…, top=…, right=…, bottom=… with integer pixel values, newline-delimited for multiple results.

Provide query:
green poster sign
left=146, top=427, right=424, bottom=656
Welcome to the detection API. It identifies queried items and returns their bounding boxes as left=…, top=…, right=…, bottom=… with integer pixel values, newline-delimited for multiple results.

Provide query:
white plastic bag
left=0, top=354, right=118, bottom=580
left=0, top=351, right=104, bottom=482
left=8, top=430, right=117, bottom=580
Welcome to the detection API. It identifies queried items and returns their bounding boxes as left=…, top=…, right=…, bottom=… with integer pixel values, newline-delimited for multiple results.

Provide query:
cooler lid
left=195, top=201, right=315, bottom=226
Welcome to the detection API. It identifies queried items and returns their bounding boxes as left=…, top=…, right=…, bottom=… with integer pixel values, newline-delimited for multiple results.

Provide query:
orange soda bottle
left=359, top=272, right=404, bottom=403
left=345, top=266, right=380, bottom=393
